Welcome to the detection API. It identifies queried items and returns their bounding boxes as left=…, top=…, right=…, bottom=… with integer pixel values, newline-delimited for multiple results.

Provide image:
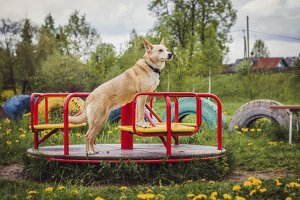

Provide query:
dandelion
left=76, top=133, right=81, bottom=137
left=241, top=128, right=248, bottom=132
left=223, top=193, right=232, bottom=200
left=275, top=179, right=282, bottom=186
left=193, top=194, right=207, bottom=200
left=232, top=185, right=241, bottom=191
left=95, top=197, right=104, bottom=200
left=252, top=179, right=262, bottom=186
left=6, top=141, right=12, bottom=145
left=248, top=143, right=253, bottom=146
left=234, top=125, right=239, bottom=129
left=285, top=197, right=292, bottom=200
left=44, top=187, right=53, bottom=193
left=235, top=196, right=246, bottom=200
left=57, top=185, right=65, bottom=190
left=19, top=134, right=26, bottom=138
left=15, top=139, right=19, bottom=143
left=250, top=190, right=256, bottom=196
left=137, top=193, right=155, bottom=199
left=259, top=188, right=267, bottom=193
left=243, top=181, right=252, bottom=187
left=287, top=182, right=300, bottom=188
left=187, top=193, right=195, bottom=199
left=147, top=189, right=153, bottom=193
left=250, top=128, right=255, bottom=132
left=120, top=186, right=128, bottom=192
left=28, top=190, right=38, bottom=195
left=108, top=130, right=112, bottom=134
left=267, top=141, right=277, bottom=145
left=256, top=128, right=261, bottom=132
left=210, top=192, right=217, bottom=200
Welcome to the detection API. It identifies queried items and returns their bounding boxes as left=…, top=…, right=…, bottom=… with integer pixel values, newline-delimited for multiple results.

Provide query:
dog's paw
left=86, top=150, right=99, bottom=155
left=136, top=121, right=151, bottom=128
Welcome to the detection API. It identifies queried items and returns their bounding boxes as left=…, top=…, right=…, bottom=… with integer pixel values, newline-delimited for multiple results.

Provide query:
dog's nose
left=168, top=53, right=173, bottom=60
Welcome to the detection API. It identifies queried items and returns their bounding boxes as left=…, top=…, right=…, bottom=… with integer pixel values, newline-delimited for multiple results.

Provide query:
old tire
left=161, top=98, right=226, bottom=129
left=228, top=99, right=290, bottom=131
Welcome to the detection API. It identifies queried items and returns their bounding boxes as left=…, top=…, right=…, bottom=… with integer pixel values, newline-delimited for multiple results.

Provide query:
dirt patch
left=226, top=168, right=289, bottom=182
left=0, top=164, right=23, bottom=181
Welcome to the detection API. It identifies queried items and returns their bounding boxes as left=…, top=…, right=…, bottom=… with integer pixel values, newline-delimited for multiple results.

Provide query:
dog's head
left=143, top=39, right=173, bottom=64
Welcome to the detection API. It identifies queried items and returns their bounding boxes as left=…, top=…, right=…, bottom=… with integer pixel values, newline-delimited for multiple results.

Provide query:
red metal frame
left=30, top=91, right=223, bottom=163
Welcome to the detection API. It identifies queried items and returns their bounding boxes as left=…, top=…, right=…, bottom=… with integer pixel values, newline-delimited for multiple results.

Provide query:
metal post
left=289, top=111, right=293, bottom=144
left=121, top=102, right=133, bottom=149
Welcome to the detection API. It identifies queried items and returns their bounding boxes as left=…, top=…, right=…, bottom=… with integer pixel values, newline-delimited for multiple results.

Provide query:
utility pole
left=243, top=29, right=247, bottom=59
left=247, top=16, right=250, bottom=60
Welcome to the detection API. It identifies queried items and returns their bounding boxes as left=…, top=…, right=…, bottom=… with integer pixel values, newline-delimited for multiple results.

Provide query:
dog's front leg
left=136, top=95, right=150, bottom=128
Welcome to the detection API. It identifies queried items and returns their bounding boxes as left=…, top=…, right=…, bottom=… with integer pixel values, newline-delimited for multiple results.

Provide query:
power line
left=230, top=29, right=300, bottom=41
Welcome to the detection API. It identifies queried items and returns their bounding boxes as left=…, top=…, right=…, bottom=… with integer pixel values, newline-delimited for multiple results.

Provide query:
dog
left=69, top=39, right=173, bottom=155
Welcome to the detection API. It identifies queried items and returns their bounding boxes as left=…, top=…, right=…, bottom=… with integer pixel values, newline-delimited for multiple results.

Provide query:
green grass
left=1, top=101, right=300, bottom=199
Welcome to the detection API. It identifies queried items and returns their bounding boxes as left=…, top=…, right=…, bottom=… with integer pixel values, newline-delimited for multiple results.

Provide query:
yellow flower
left=6, top=141, right=12, bottom=145
left=108, top=130, right=113, bottom=134
left=95, top=197, right=104, bottom=200
left=57, top=185, right=65, bottom=190
left=15, top=139, right=19, bottom=143
left=259, top=188, right=267, bottom=193
left=243, top=181, right=252, bottom=187
left=235, top=196, right=246, bottom=200
left=250, top=128, right=255, bottom=132
left=287, top=182, right=300, bottom=188
left=248, top=142, right=253, bottom=146
left=250, top=190, right=256, bottom=196
left=210, top=192, right=217, bottom=200
left=120, top=186, right=128, bottom=191
left=27, top=190, right=38, bottom=195
left=256, top=128, right=261, bottom=132
left=241, top=128, right=248, bottom=132
left=285, top=197, right=292, bottom=200
left=234, top=125, right=239, bottom=129
left=193, top=194, right=207, bottom=199
left=232, top=185, right=241, bottom=191
left=137, top=193, right=155, bottom=199
left=209, top=181, right=215, bottom=184
left=252, top=179, right=262, bottom=186
left=19, top=134, right=26, bottom=138
left=275, top=179, right=282, bottom=186
left=44, top=187, right=53, bottom=192
left=268, top=141, right=277, bottom=145
left=187, top=193, right=195, bottom=199
left=147, top=189, right=153, bottom=193
left=223, top=194, right=232, bottom=200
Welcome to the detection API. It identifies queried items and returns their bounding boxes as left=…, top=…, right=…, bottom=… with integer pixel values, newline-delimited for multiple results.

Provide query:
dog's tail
left=68, top=111, right=87, bottom=124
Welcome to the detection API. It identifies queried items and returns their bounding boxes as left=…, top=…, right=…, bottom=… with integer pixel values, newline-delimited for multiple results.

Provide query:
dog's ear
left=160, top=38, right=165, bottom=46
left=143, top=39, right=153, bottom=53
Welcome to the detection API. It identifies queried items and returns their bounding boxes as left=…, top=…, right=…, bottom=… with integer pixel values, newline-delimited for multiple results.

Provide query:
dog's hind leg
left=85, top=106, right=109, bottom=155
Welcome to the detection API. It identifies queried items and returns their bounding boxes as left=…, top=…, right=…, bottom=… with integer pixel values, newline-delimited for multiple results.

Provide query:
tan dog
left=69, top=39, right=173, bottom=155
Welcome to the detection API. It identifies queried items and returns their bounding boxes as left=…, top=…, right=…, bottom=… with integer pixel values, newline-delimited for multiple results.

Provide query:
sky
left=0, top=0, right=300, bottom=63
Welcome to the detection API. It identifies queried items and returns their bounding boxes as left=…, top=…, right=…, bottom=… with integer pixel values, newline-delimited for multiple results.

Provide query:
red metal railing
left=31, top=92, right=223, bottom=157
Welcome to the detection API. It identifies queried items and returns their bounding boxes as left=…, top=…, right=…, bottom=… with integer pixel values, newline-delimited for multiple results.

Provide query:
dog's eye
left=159, top=49, right=163, bottom=52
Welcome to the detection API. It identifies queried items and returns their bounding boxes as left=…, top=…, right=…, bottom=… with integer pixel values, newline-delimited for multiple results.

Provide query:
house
left=252, top=57, right=289, bottom=71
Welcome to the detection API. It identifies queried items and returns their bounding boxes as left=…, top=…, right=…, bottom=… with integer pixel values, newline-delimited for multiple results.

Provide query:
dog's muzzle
left=168, top=53, right=173, bottom=60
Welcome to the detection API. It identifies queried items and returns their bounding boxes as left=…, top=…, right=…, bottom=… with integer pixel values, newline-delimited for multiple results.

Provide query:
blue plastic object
left=2, top=95, right=31, bottom=120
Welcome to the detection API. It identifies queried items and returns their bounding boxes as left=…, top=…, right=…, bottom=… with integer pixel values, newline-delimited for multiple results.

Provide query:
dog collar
left=145, top=61, right=161, bottom=75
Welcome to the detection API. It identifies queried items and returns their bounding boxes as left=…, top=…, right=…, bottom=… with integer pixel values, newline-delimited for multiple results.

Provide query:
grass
left=0, top=101, right=300, bottom=199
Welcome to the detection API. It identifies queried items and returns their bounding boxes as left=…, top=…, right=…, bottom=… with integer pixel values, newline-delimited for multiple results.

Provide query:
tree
left=89, top=42, right=117, bottom=82
left=148, top=0, right=237, bottom=58
left=0, top=18, right=22, bottom=93
left=197, top=25, right=222, bottom=93
left=251, top=39, right=270, bottom=58
left=16, top=18, right=37, bottom=93
left=63, top=10, right=100, bottom=61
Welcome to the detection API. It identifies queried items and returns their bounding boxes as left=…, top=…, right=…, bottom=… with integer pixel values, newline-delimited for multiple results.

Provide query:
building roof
left=252, top=57, right=286, bottom=70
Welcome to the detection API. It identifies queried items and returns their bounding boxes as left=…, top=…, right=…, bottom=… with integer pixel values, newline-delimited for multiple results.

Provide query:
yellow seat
left=118, top=123, right=195, bottom=133
left=31, top=123, right=87, bottom=130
